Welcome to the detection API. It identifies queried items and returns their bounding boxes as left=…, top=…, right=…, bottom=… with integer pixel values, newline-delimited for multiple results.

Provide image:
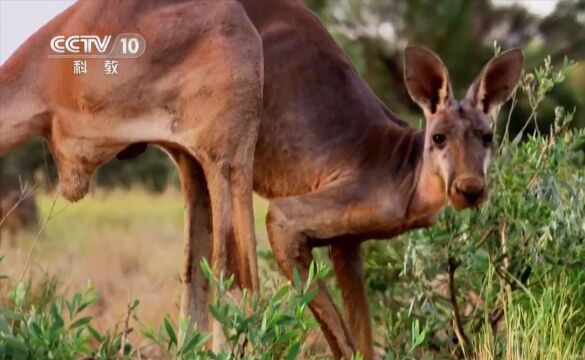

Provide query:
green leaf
left=70, top=316, right=92, bottom=329
left=0, top=307, right=20, bottom=321
left=77, top=294, right=98, bottom=314
left=272, top=284, right=291, bottom=304
left=285, top=340, right=301, bottom=360
left=292, top=268, right=302, bottom=292
left=209, top=306, right=227, bottom=323
left=2, top=337, right=28, bottom=358
left=30, top=322, right=42, bottom=338
left=301, top=288, right=318, bottom=305
left=0, top=316, right=11, bottom=335
left=129, top=299, right=140, bottom=311
left=200, top=258, right=213, bottom=282
left=164, top=317, right=177, bottom=347
left=68, top=292, right=81, bottom=318
left=181, top=332, right=211, bottom=354
left=88, top=325, right=104, bottom=342
left=50, top=303, right=65, bottom=332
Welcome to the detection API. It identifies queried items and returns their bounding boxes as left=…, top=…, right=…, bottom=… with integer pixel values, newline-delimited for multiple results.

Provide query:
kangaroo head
left=404, top=46, right=523, bottom=210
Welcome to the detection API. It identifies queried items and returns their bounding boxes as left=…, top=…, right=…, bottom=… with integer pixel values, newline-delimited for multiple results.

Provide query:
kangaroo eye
left=482, top=132, right=493, bottom=146
left=432, top=134, right=446, bottom=147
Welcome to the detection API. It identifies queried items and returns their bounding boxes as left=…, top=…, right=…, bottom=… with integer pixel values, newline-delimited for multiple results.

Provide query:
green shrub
left=0, top=259, right=325, bottom=359
left=0, top=280, right=103, bottom=359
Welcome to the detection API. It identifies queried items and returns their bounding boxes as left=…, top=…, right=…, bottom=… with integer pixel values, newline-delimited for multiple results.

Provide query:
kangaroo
left=0, top=0, right=263, bottom=350
left=236, top=0, right=523, bottom=358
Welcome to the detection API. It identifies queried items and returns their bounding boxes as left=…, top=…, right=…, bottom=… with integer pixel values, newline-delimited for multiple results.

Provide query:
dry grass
left=0, top=188, right=270, bottom=347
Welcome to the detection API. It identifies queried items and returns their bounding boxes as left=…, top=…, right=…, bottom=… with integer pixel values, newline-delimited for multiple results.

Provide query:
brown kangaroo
left=236, top=0, right=523, bottom=358
left=0, top=0, right=263, bottom=349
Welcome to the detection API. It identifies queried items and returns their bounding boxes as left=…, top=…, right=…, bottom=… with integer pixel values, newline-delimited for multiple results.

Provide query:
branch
left=491, top=266, right=532, bottom=330
left=448, top=257, right=470, bottom=353
left=119, top=293, right=132, bottom=357
left=475, top=228, right=496, bottom=249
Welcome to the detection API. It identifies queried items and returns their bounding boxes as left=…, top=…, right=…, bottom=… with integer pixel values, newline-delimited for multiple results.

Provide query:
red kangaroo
left=0, top=0, right=263, bottom=350
left=237, top=0, right=523, bottom=358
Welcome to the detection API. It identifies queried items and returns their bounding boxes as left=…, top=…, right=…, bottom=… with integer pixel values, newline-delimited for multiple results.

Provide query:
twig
left=499, top=224, right=510, bottom=270
left=236, top=334, right=249, bottom=360
left=19, top=192, right=59, bottom=282
left=0, top=182, right=36, bottom=228
left=120, top=292, right=132, bottom=357
left=475, top=228, right=496, bottom=250
left=40, top=141, right=54, bottom=190
left=447, top=257, right=469, bottom=355
left=498, top=89, right=518, bottom=153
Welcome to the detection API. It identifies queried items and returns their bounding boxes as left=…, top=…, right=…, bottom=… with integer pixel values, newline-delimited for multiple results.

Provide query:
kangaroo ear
left=404, top=46, right=453, bottom=117
left=466, top=49, right=523, bottom=116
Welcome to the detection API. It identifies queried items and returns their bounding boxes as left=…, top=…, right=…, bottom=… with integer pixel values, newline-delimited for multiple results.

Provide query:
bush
left=0, top=258, right=325, bottom=359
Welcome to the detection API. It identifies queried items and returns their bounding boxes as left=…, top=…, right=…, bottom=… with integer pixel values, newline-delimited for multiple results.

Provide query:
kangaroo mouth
left=448, top=176, right=487, bottom=210
left=449, top=190, right=487, bottom=210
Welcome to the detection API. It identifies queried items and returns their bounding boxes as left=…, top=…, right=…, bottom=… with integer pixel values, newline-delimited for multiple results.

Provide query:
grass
left=0, top=189, right=270, bottom=351
left=3, top=188, right=584, bottom=359
left=474, top=270, right=585, bottom=360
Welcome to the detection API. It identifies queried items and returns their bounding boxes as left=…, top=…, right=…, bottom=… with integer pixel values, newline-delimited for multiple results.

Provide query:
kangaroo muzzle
left=450, top=175, right=486, bottom=209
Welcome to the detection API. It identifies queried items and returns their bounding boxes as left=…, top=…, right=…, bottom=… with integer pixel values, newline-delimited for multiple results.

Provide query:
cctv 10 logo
left=49, top=33, right=146, bottom=58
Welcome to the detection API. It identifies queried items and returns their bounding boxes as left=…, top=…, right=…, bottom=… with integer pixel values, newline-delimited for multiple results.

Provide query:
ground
left=0, top=189, right=271, bottom=350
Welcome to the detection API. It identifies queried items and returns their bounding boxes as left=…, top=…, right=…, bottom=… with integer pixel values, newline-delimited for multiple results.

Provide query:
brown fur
left=236, top=1, right=522, bottom=358
left=0, top=0, right=263, bottom=351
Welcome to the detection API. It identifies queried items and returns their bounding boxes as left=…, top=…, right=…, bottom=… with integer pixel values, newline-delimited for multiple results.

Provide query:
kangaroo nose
left=458, top=188, right=484, bottom=203
left=453, top=176, right=485, bottom=205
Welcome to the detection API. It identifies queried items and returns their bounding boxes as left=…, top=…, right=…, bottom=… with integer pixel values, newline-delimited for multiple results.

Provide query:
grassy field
left=2, top=186, right=583, bottom=359
left=1, top=189, right=271, bottom=349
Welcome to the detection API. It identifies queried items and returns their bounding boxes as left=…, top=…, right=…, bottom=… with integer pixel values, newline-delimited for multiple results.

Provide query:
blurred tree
left=0, top=141, right=176, bottom=193
left=94, top=147, right=177, bottom=193
left=305, top=0, right=585, bottom=131
left=0, top=140, right=56, bottom=190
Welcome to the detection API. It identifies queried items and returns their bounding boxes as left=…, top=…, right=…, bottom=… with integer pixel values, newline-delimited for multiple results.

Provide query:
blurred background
left=1, top=0, right=583, bottom=190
